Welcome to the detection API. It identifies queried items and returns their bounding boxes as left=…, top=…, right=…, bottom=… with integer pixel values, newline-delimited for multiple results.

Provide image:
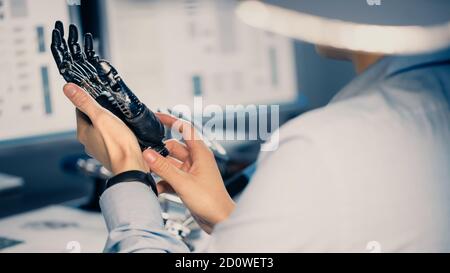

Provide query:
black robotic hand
left=51, top=21, right=169, bottom=157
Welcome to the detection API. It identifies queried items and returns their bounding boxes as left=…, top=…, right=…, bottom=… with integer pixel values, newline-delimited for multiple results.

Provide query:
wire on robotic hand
left=51, top=21, right=168, bottom=156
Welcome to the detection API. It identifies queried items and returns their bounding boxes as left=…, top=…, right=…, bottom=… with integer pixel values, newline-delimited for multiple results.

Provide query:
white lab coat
left=100, top=49, right=450, bottom=252
left=207, top=49, right=450, bottom=252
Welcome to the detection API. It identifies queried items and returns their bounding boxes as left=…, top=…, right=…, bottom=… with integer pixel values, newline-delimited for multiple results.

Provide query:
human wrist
left=111, top=159, right=147, bottom=175
left=111, top=166, right=147, bottom=176
left=105, top=170, right=158, bottom=196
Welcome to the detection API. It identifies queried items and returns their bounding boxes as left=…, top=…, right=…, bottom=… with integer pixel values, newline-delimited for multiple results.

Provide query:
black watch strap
left=105, top=170, right=158, bottom=196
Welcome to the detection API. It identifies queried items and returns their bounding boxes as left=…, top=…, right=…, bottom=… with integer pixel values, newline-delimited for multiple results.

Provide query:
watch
left=105, top=170, right=158, bottom=196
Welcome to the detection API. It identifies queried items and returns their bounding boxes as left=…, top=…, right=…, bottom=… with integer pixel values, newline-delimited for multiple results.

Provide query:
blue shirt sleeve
left=99, top=182, right=190, bottom=253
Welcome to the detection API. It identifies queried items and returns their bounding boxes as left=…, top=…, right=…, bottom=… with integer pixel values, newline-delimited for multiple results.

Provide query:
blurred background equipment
left=101, top=0, right=298, bottom=108
left=0, top=0, right=356, bottom=252
left=0, top=0, right=88, bottom=218
left=0, top=0, right=79, bottom=142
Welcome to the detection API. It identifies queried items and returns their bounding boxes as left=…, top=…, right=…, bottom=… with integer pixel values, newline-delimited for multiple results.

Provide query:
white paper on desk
left=0, top=206, right=107, bottom=253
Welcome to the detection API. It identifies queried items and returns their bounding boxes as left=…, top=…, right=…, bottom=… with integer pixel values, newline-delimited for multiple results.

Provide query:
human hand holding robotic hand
left=142, top=113, right=235, bottom=234
left=51, top=21, right=235, bottom=233
left=50, top=21, right=169, bottom=157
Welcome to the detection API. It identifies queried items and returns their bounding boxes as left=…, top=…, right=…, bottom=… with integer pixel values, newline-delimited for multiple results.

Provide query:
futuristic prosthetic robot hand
left=50, top=21, right=169, bottom=157
left=51, top=22, right=237, bottom=246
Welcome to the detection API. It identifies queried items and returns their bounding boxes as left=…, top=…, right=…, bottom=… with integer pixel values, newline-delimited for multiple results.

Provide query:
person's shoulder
left=278, top=98, right=375, bottom=142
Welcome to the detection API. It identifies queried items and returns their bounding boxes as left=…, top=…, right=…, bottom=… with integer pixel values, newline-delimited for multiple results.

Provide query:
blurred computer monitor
left=0, top=0, right=300, bottom=145
left=101, top=0, right=299, bottom=110
left=0, top=0, right=80, bottom=145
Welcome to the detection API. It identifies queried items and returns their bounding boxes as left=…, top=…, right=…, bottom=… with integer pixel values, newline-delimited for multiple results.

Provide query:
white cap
left=236, top=0, right=450, bottom=55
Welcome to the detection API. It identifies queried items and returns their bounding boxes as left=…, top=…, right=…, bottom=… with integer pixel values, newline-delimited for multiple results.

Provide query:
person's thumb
left=143, top=149, right=189, bottom=189
left=63, top=83, right=102, bottom=119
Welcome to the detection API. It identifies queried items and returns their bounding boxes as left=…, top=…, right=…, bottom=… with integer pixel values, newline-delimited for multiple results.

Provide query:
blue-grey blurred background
left=0, top=0, right=355, bottom=218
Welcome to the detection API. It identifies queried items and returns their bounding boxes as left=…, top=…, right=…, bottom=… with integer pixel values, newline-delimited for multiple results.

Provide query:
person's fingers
left=75, top=109, right=90, bottom=144
left=63, top=83, right=102, bottom=119
left=155, top=112, right=179, bottom=127
left=143, top=149, right=190, bottom=190
left=156, top=113, right=212, bottom=162
left=180, top=161, right=192, bottom=172
left=155, top=113, right=201, bottom=142
left=165, top=139, right=191, bottom=163
left=76, top=109, right=90, bottom=127
left=143, top=150, right=185, bottom=169
left=166, top=156, right=184, bottom=169
left=167, top=156, right=191, bottom=172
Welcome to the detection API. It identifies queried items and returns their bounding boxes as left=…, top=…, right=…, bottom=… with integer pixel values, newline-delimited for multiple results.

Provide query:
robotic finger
left=68, top=24, right=102, bottom=83
left=84, top=33, right=98, bottom=65
left=54, top=22, right=90, bottom=84
left=51, top=29, right=98, bottom=99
